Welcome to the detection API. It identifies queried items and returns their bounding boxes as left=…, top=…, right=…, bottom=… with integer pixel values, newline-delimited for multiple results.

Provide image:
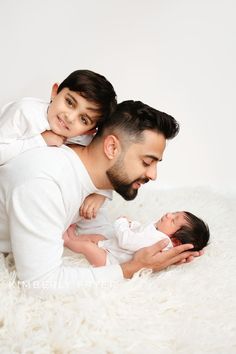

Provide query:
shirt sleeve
left=0, top=134, right=47, bottom=165
left=114, top=217, right=143, bottom=252
left=94, top=189, right=113, bottom=200
left=8, top=179, right=123, bottom=292
left=0, top=99, right=49, bottom=165
left=114, top=218, right=170, bottom=252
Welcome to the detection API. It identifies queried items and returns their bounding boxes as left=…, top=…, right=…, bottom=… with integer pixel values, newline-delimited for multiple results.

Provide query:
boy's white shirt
left=0, top=97, right=93, bottom=165
left=98, top=217, right=173, bottom=264
left=0, top=97, right=111, bottom=200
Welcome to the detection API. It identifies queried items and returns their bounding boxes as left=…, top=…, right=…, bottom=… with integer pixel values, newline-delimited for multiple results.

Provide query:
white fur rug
left=0, top=186, right=235, bottom=354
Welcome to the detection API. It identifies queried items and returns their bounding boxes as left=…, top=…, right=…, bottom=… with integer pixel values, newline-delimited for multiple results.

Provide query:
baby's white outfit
left=98, top=217, right=173, bottom=265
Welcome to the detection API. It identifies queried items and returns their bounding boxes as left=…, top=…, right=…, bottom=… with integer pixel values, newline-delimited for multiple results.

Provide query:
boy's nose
left=65, top=112, right=74, bottom=123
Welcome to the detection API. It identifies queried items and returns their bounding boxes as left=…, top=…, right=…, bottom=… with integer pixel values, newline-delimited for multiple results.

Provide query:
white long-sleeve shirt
left=98, top=217, right=173, bottom=265
left=0, top=145, right=122, bottom=292
left=0, top=97, right=111, bottom=202
left=0, top=98, right=93, bottom=165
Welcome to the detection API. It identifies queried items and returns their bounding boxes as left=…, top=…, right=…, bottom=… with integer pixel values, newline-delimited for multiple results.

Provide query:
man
left=0, top=100, right=200, bottom=292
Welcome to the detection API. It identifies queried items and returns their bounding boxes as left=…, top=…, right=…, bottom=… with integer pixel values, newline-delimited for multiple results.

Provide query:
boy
left=0, top=69, right=117, bottom=218
left=63, top=211, right=210, bottom=266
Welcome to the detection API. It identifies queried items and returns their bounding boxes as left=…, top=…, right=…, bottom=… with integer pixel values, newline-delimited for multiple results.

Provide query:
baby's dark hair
left=57, top=70, right=117, bottom=124
left=173, top=212, right=210, bottom=251
left=95, top=100, right=179, bottom=142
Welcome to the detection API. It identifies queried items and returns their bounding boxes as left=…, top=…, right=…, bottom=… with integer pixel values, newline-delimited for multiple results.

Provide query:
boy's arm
left=0, top=131, right=66, bottom=165
left=0, top=135, right=47, bottom=165
left=0, top=100, right=50, bottom=164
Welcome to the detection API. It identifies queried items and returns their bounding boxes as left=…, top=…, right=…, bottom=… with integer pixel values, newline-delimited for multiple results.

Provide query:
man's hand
left=79, top=194, right=106, bottom=219
left=41, top=131, right=66, bottom=146
left=121, top=239, right=202, bottom=279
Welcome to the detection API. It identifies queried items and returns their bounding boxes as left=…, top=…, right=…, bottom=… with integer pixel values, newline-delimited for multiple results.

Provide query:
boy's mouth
left=57, top=116, right=69, bottom=130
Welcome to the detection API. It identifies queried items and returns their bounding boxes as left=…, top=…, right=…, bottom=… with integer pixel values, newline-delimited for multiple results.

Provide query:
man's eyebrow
left=145, top=154, right=163, bottom=162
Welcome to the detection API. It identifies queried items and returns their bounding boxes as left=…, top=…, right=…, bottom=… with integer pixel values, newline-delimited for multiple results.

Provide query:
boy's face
left=156, top=212, right=188, bottom=236
left=47, top=86, right=101, bottom=138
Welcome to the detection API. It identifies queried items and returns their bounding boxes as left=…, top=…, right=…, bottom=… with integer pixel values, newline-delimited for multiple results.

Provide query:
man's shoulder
left=3, top=146, right=75, bottom=181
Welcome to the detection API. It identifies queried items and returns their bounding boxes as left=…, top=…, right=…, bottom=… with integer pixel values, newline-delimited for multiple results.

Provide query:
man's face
left=47, top=88, right=101, bottom=138
left=106, top=130, right=166, bottom=200
left=156, top=212, right=188, bottom=236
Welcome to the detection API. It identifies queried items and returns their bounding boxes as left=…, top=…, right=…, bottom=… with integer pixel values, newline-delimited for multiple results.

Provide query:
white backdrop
left=1, top=0, right=235, bottom=192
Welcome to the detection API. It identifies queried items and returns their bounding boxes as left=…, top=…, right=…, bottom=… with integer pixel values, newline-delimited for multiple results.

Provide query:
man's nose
left=145, top=165, right=157, bottom=181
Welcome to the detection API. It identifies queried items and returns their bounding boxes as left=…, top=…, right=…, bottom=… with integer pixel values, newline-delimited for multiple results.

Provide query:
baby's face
left=156, top=211, right=188, bottom=236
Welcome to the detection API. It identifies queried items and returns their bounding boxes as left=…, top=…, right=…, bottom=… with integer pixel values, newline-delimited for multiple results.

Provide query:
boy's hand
left=41, top=131, right=66, bottom=146
left=80, top=194, right=106, bottom=219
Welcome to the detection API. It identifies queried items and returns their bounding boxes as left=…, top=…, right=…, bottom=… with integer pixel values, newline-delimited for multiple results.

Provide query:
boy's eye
left=65, top=98, right=73, bottom=107
left=80, top=116, right=89, bottom=125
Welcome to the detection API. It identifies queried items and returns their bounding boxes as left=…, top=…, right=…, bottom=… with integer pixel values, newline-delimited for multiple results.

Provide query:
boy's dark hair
left=96, top=100, right=179, bottom=141
left=57, top=70, right=117, bottom=123
left=173, top=211, right=210, bottom=251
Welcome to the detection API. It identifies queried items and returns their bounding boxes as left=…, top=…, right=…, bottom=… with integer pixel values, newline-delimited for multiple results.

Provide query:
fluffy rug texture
left=0, top=186, right=235, bottom=354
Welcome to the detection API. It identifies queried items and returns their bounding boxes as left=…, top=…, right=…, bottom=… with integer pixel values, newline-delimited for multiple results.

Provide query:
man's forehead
left=136, top=130, right=166, bottom=159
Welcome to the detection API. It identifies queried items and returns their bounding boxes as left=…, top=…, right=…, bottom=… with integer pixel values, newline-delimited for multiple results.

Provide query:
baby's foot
left=67, top=224, right=79, bottom=240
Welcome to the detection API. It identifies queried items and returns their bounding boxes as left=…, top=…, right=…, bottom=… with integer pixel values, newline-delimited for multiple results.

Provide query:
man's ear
left=103, top=135, right=120, bottom=160
left=50, top=83, right=59, bottom=100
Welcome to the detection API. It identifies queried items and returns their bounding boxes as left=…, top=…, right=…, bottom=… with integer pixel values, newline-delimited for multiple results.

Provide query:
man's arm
left=121, top=239, right=201, bottom=278
left=8, top=179, right=202, bottom=292
left=8, top=179, right=123, bottom=292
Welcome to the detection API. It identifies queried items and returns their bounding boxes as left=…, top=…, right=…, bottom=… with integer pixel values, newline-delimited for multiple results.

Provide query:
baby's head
left=156, top=211, right=210, bottom=251
left=47, top=70, right=117, bottom=138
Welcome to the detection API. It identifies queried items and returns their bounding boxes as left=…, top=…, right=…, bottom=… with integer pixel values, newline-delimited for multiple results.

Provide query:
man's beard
left=106, top=158, right=149, bottom=200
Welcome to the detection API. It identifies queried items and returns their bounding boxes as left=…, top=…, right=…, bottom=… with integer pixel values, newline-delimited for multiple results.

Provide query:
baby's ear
left=50, top=83, right=59, bottom=100
left=171, top=237, right=182, bottom=247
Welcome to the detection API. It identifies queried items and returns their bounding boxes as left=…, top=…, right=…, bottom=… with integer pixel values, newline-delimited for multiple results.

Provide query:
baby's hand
left=41, top=130, right=66, bottom=146
left=80, top=194, right=106, bottom=219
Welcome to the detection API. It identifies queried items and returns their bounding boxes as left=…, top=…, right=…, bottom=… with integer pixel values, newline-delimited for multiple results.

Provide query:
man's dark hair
left=96, top=100, right=179, bottom=141
left=173, top=212, right=210, bottom=251
left=58, top=70, right=117, bottom=123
